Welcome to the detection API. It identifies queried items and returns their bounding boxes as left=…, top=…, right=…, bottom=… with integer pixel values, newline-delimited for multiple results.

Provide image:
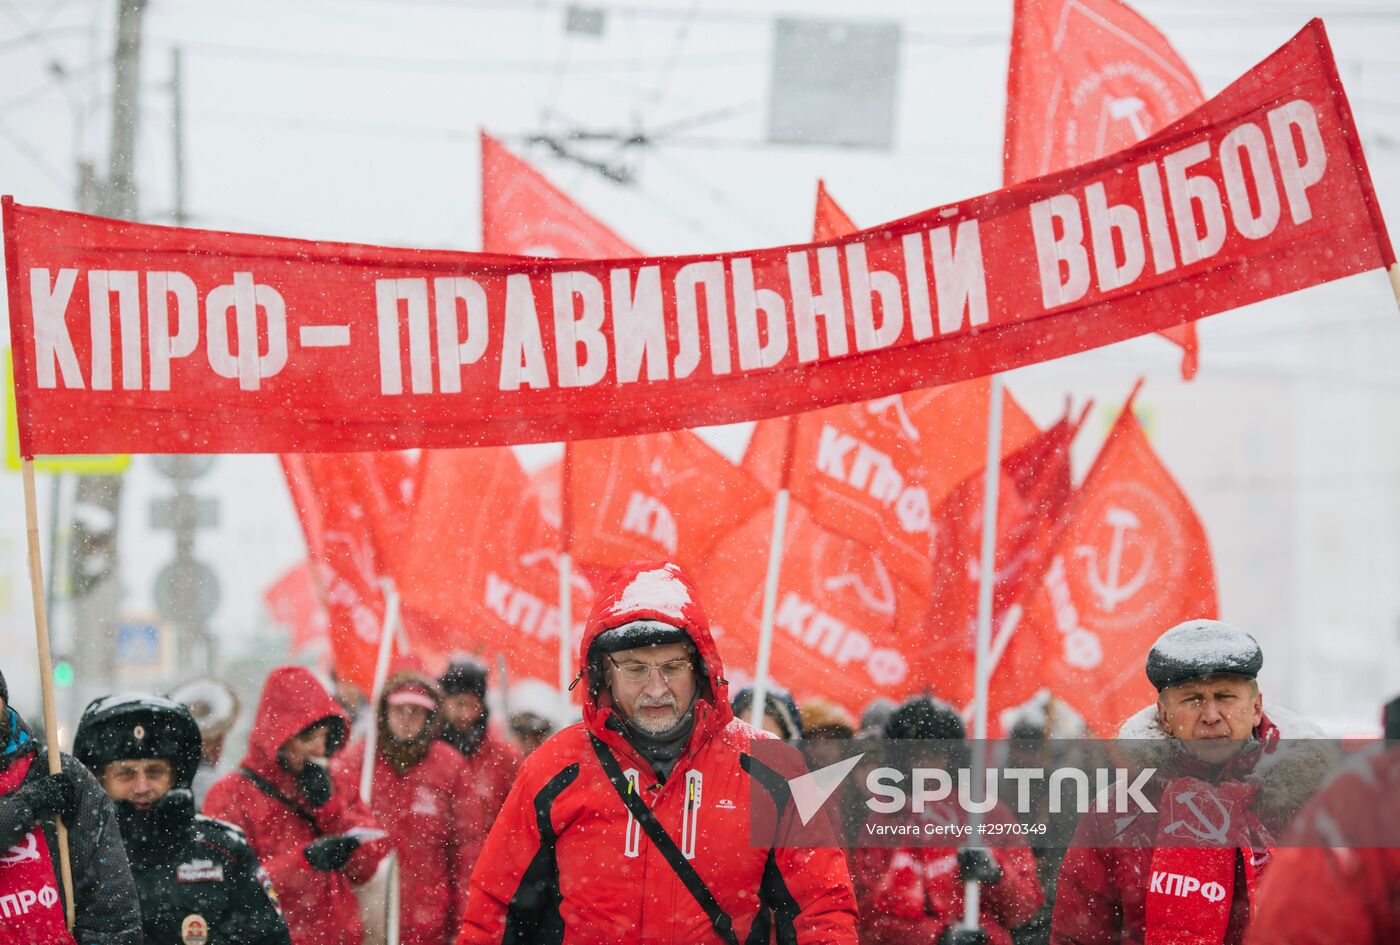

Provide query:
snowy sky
left=1, top=0, right=1398, bottom=730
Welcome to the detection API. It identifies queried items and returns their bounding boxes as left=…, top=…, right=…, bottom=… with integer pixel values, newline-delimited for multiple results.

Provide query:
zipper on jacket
left=680, top=769, right=702, bottom=859
left=623, top=768, right=642, bottom=858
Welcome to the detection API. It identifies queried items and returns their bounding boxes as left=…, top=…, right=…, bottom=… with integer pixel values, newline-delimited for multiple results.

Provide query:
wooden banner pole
left=21, top=459, right=76, bottom=928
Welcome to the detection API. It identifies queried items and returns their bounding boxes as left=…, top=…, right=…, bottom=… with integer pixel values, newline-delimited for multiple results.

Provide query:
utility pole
left=70, top=0, right=149, bottom=721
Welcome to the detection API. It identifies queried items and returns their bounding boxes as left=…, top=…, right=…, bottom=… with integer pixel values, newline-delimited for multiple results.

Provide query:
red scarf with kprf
left=0, top=754, right=75, bottom=945
left=1143, top=738, right=1279, bottom=945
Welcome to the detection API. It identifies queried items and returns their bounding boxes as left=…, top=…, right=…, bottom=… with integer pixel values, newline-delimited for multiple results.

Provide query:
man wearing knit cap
left=1051, top=620, right=1334, bottom=945
left=459, top=561, right=858, bottom=944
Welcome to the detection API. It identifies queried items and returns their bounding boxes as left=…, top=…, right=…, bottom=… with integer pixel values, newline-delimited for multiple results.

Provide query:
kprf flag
left=566, top=429, right=769, bottom=572
left=6, top=22, right=1389, bottom=457
left=1020, top=403, right=1217, bottom=734
left=1004, top=0, right=1208, bottom=377
left=700, top=501, right=925, bottom=715
left=264, top=562, right=330, bottom=654
left=743, top=381, right=1040, bottom=594
left=481, top=131, right=640, bottom=258
left=394, top=447, right=593, bottom=684
left=812, top=180, right=858, bottom=242
left=281, top=452, right=416, bottom=692
left=922, top=410, right=1083, bottom=710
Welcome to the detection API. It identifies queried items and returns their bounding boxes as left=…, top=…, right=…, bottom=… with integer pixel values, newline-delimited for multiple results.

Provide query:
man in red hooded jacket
left=458, top=561, right=859, bottom=945
left=204, top=666, right=389, bottom=945
left=335, top=672, right=487, bottom=945
left=1050, top=621, right=1333, bottom=945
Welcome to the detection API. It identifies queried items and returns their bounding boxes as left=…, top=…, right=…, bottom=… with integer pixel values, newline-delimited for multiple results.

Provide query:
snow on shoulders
left=608, top=565, right=691, bottom=621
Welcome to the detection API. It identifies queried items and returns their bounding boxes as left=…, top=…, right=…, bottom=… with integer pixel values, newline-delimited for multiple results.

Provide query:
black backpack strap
left=238, top=767, right=319, bottom=829
left=588, top=734, right=741, bottom=945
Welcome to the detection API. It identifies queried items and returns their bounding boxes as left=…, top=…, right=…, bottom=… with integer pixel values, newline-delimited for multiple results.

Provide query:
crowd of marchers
left=0, top=560, right=1396, bottom=945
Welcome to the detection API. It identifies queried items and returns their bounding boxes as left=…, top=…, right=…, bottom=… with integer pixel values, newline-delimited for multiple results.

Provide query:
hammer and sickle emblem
left=1164, top=789, right=1232, bottom=845
left=0, top=833, right=41, bottom=866
left=1074, top=506, right=1153, bottom=613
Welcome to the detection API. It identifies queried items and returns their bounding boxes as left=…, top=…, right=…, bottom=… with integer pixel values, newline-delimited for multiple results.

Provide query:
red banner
left=1004, top=0, right=1210, bottom=377
left=281, top=453, right=410, bottom=692
left=743, top=380, right=1040, bottom=593
left=5, top=22, right=1389, bottom=456
left=567, top=429, right=769, bottom=572
left=700, top=502, right=926, bottom=716
left=1018, top=405, right=1217, bottom=734
left=812, top=180, right=858, bottom=243
left=922, top=411, right=1081, bottom=710
left=480, top=132, right=640, bottom=259
left=264, top=562, right=329, bottom=654
left=394, top=447, right=592, bottom=683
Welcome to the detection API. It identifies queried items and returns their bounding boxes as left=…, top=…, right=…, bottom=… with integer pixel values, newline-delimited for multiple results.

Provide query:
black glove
left=303, top=834, right=360, bottom=872
left=17, top=772, right=78, bottom=822
left=937, top=928, right=987, bottom=945
left=295, top=762, right=333, bottom=808
left=957, top=846, right=1003, bottom=886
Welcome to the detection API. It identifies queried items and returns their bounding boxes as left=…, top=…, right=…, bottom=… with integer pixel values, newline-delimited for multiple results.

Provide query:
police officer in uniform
left=74, top=693, right=291, bottom=945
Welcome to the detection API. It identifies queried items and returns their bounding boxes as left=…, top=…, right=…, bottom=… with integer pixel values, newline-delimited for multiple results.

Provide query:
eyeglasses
left=606, top=655, right=694, bottom=685
left=104, top=760, right=173, bottom=784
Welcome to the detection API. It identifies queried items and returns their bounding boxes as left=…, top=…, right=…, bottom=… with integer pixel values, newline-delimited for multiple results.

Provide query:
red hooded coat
left=204, top=666, right=389, bottom=945
left=458, top=561, right=859, bottom=945
left=335, top=673, right=516, bottom=945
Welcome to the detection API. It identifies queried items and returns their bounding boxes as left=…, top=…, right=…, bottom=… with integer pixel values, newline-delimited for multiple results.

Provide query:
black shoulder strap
left=588, top=734, right=741, bottom=945
left=238, top=767, right=319, bottom=829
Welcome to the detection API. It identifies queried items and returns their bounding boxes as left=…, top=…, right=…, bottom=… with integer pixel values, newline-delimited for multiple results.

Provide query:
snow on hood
left=242, top=665, right=350, bottom=781
left=579, top=561, right=730, bottom=729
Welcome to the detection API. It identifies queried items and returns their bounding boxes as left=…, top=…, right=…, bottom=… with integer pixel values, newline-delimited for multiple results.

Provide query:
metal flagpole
left=962, top=375, right=1005, bottom=932
left=749, top=416, right=798, bottom=729
left=21, top=461, right=76, bottom=928
left=559, top=443, right=574, bottom=716
left=359, top=577, right=401, bottom=803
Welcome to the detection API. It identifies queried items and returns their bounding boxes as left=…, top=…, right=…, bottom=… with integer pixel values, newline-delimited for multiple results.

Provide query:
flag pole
left=21, top=460, right=75, bottom=928
left=750, top=416, right=798, bottom=729
left=359, top=577, right=401, bottom=804
left=1389, top=263, right=1400, bottom=313
left=962, top=375, right=1005, bottom=932
left=559, top=443, right=574, bottom=715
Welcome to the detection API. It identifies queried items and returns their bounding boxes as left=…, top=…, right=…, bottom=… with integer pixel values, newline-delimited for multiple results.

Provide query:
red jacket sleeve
left=984, top=806, right=1044, bottom=928
left=1050, top=817, right=1123, bottom=945
left=203, top=775, right=324, bottom=904
left=456, top=764, right=546, bottom=945
left=321, top=763, right=391, bottom=885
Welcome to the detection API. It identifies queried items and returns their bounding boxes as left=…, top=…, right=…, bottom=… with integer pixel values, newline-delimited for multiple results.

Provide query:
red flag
left=567, top=430, right=769, bottom=573
left=744, top=381, right=1040, bottom=594
left=281, top=453, right=409, bottom=693
left=921, top=409, right=1085, bottom=709
left=813, top=180, right=858, bottom=242
left=480, top=131, right=640, bottom=258
left=1003, top=0, right=1205, bottom=377
left=395, top=447, right=592, bottom=684
left=1019, top=401, right=1218, bottom=734
left=264, top=562, right=329, bottom=654
left=701, top=502, right=925, bottom=716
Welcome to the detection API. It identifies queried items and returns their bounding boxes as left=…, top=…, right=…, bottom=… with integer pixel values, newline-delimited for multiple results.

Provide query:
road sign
left=154, top=559, right=221, bottom=626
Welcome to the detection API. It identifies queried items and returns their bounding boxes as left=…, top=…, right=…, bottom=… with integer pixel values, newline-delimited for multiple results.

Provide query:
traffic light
left=53, top=659, right=74, bottom=688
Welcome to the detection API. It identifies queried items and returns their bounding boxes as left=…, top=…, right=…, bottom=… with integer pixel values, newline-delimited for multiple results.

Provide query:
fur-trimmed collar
left=1114, top=703, right=1338, bottom=821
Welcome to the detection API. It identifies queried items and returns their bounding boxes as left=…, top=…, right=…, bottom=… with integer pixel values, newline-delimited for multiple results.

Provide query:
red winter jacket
left=851, top=801, right=1042, bottom=945
left=1244, top=742, right=1400, bottom=945
left=204, top=666, right=389, bottom=945
left=334, top=676, right=518, bottom=945
left=442, top=728, right=520, bottom=874
left=458, top=561, right=859, bottom=945
left=1050, top=706, right=1333, bottom=945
